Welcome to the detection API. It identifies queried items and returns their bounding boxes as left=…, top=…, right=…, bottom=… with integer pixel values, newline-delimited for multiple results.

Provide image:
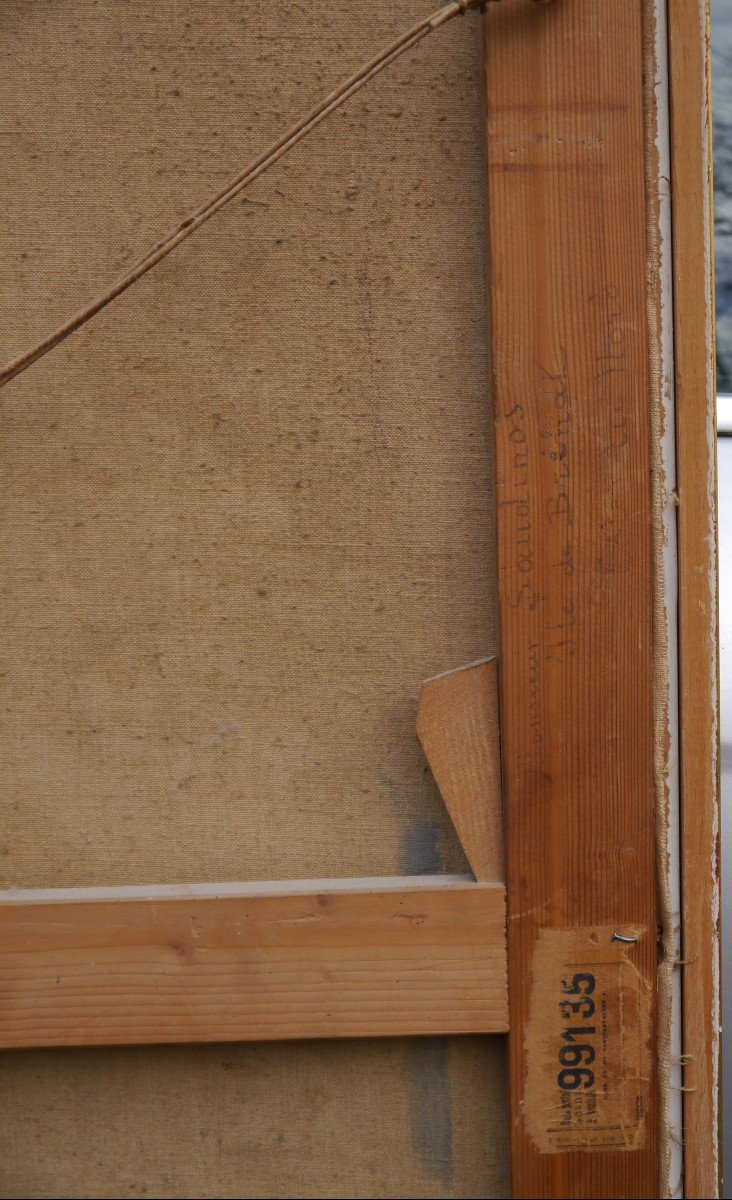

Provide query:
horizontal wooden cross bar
left=0, top=659, right=506, bottom=1052
left=0, top=875, right=507, bottom=1048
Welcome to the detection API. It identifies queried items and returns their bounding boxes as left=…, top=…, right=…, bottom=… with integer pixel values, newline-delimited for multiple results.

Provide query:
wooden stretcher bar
left=0, top=876, right=508, bottom=1048
left=483, top=1, right=660, bottom=1195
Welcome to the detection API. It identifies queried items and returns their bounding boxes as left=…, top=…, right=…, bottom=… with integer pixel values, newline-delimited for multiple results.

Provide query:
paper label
left=524, top=925, right=652, bottom=1153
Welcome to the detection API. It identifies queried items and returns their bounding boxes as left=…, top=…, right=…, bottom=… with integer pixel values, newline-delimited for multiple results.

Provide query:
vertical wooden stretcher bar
left=483, top=1, right=660, bottom=1195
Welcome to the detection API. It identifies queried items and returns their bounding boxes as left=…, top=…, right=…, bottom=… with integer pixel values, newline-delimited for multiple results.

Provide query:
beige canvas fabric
left=0, top=2, right=505, bottom=1196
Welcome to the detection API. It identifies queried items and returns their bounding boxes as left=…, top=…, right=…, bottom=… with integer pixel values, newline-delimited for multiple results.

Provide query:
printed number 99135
left=558, top=972, right=596, bottom=1091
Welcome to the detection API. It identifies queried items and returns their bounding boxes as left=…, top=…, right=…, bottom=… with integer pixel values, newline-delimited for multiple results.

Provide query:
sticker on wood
left=524, top=926, right=652, bottom=1155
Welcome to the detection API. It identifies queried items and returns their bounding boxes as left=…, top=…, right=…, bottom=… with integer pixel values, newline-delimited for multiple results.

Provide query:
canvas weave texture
left=0, top=2, right=506, bottom=1197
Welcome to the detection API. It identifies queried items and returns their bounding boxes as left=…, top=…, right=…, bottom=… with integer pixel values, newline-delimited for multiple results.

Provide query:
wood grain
left=0, top=876, right=508, bottom=1048
left=668, top=0, right=721, bottom=1194
left=482, top=1, right=658, bottom=1195
left=417, top=658, right=503, bottom=881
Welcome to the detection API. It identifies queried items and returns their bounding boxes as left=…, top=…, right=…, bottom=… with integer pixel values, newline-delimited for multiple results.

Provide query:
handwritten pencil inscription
left=498, top=285, right=632, bottom=772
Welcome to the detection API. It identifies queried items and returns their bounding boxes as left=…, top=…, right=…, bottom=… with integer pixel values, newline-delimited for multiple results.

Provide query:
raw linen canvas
left=0, top=2, right=507, bottom=1197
